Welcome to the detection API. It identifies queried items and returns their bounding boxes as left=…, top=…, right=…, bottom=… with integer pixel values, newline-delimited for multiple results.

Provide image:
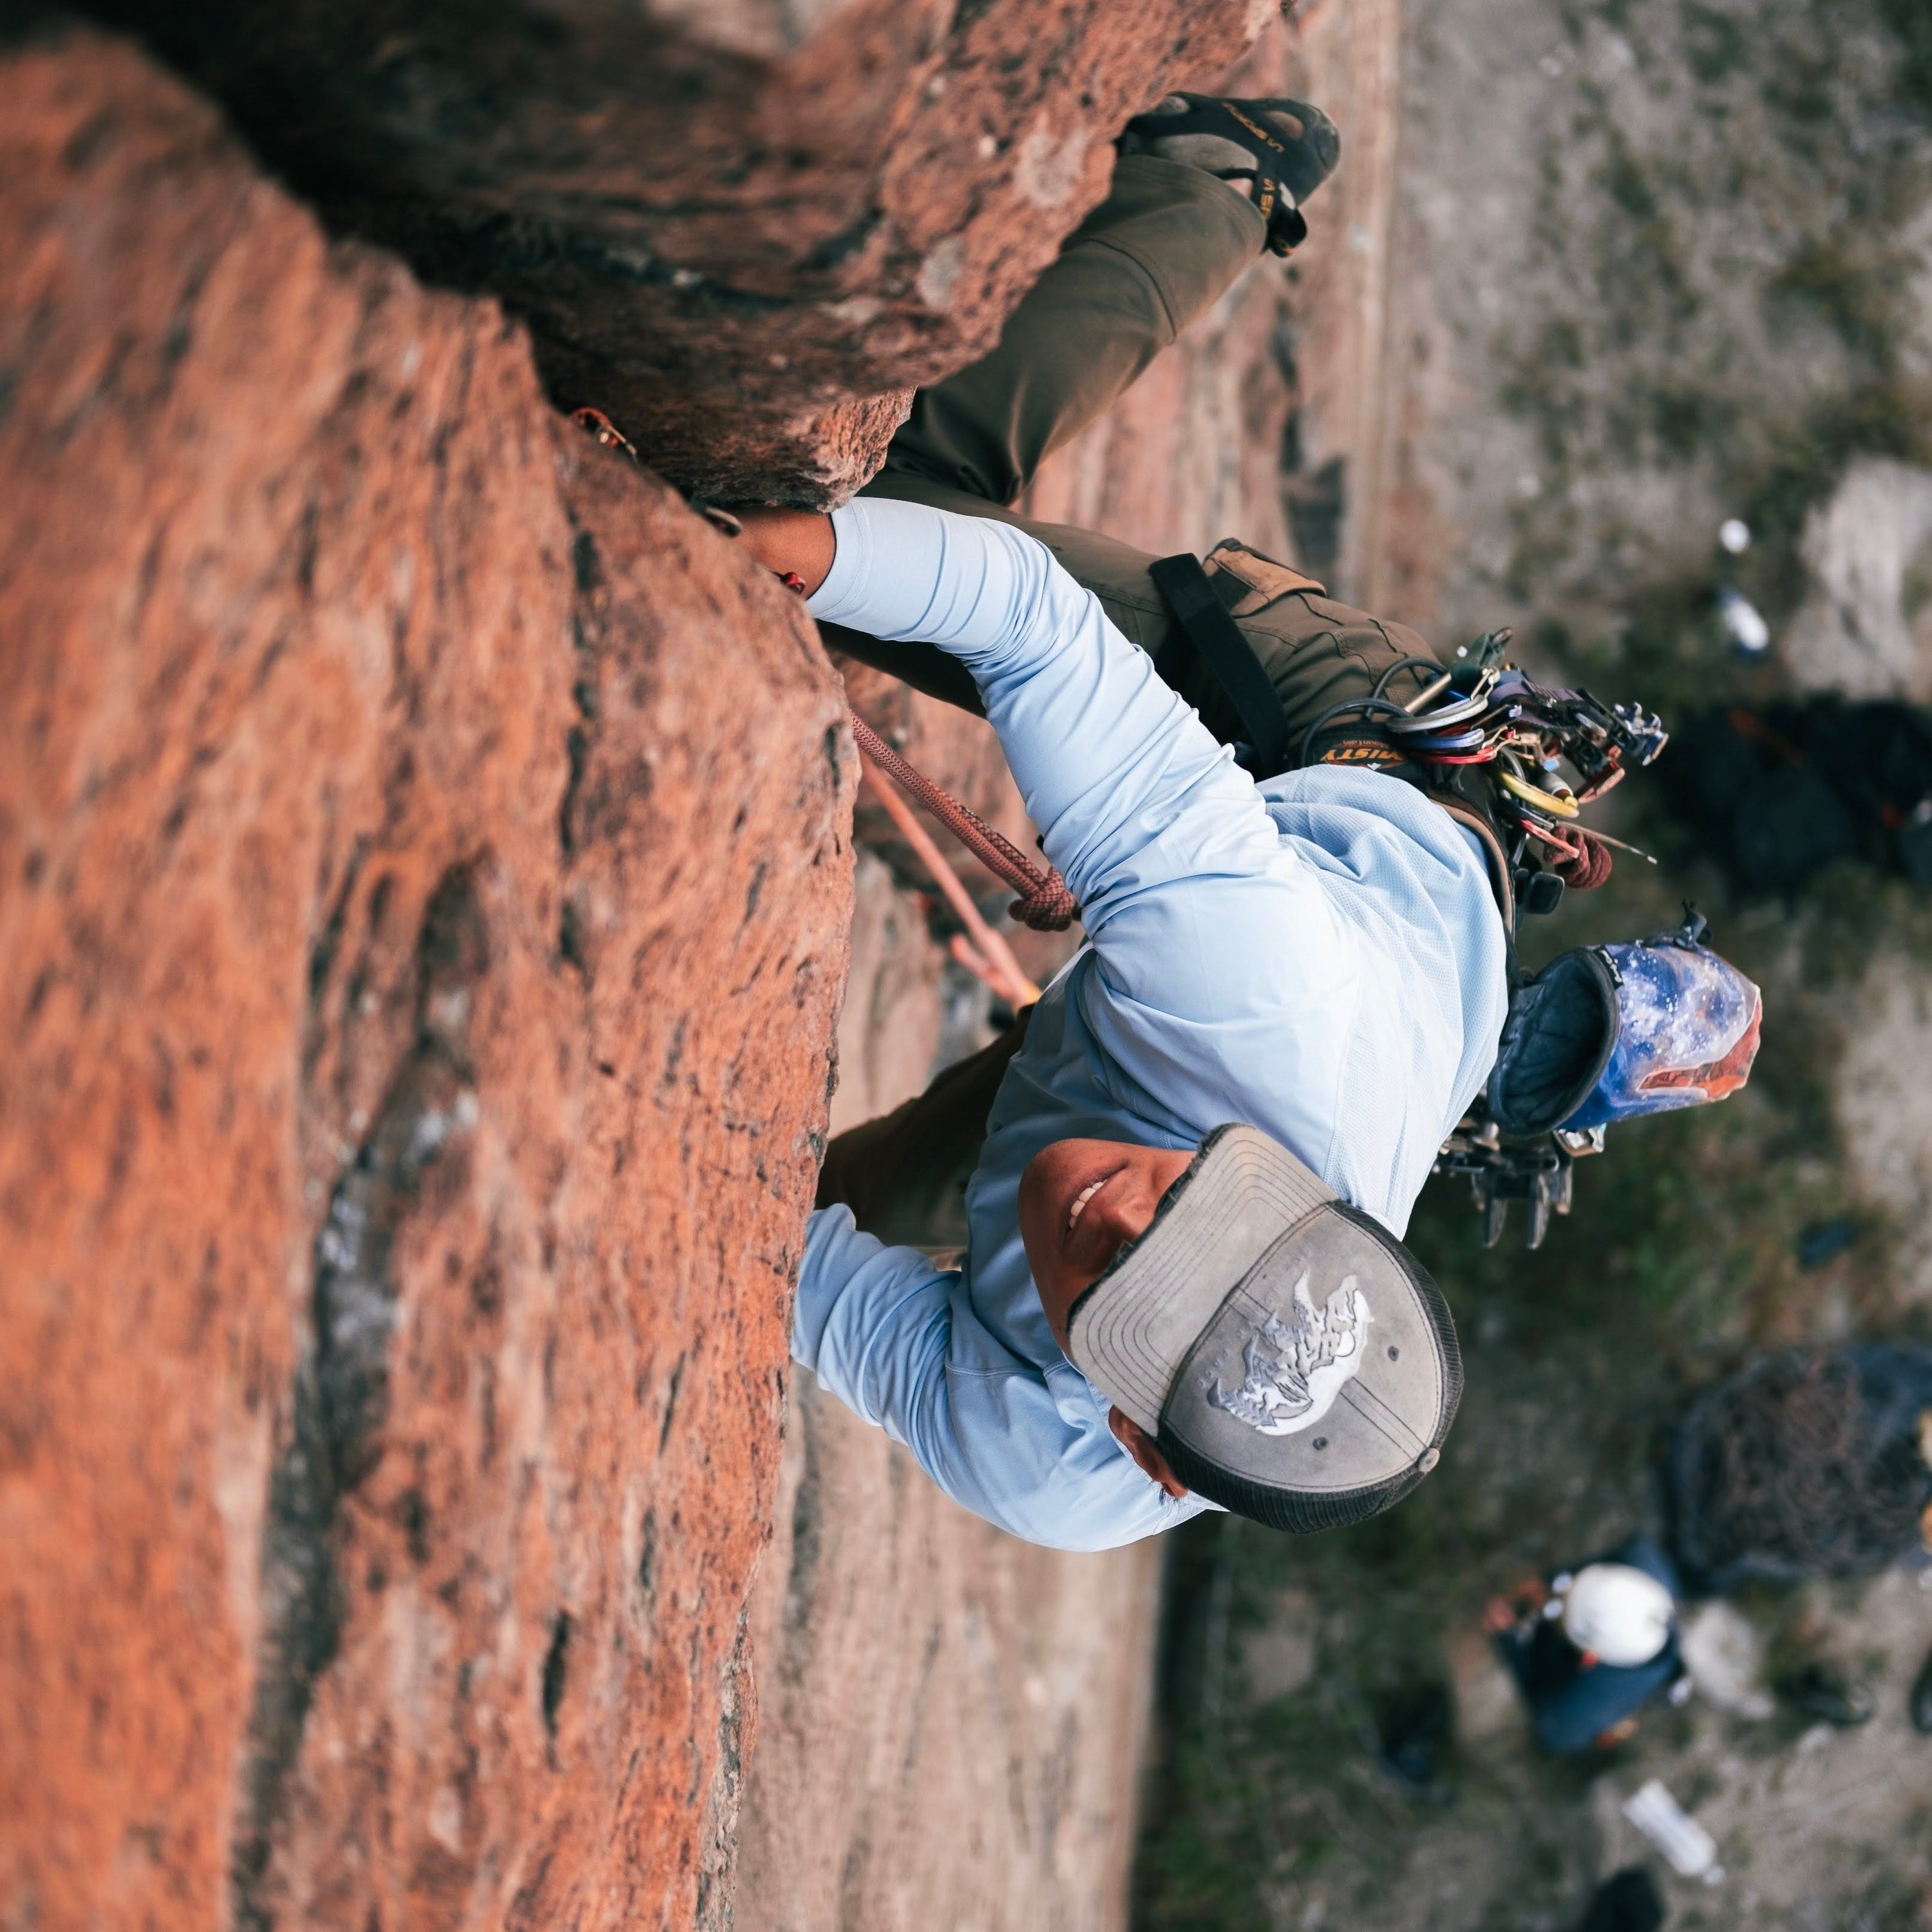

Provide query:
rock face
left=77, top=0, right=1269, bottom=504
left=737, top=851, right=1155, bottom=1932
left=0, top=28, right=852, bottom=1929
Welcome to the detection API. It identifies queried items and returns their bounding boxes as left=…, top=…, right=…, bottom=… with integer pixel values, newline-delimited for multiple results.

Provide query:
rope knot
left=849, top=715, right=1077, bottom=933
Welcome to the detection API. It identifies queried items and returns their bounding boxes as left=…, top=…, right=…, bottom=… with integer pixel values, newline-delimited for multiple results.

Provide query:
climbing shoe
left=1119, top=93, right=1340, bottom=255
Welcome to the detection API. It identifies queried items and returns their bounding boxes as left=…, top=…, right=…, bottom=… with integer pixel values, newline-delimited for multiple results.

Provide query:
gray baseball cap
left=1064, top=1124, right=1462, bottom=1532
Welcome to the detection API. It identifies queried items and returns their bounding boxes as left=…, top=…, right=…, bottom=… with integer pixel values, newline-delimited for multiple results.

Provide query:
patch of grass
left=1768, top=237, right=1899, bottom=364
left=1681, top=1, right=1747, bottom=84
left=1761, top=53, right=1837, bottom=129
left=1877, top=0, right=1932, bottom=122
left=1649, top=380, right=1741, bottom=461
left=1605, top=143, right=1660, bottom=224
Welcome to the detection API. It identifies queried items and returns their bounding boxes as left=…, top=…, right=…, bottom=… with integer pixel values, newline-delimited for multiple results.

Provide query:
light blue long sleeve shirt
left=795, top=498, right=1509, bottom=1551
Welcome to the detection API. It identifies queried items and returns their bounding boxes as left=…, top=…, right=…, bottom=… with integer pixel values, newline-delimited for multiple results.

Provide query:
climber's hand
left=734, top=506, right=836, bottom=596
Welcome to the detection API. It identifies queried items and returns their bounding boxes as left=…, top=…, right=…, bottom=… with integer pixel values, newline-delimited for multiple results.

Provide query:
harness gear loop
left=848, top=715, right=1077, bottom=931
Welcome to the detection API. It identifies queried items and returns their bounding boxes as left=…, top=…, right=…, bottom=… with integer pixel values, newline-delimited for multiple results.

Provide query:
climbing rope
left=846, top=714, right=1077, bottom=932
left=856, top=753, right=1043, bottom=1006
left=746, top=522, right=1077, bottom=932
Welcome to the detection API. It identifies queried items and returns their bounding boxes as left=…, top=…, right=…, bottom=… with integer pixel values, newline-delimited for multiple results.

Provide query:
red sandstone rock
left=82, top=0, right=1271, bottom=504
left=0, top=29, right=852, bottom=1929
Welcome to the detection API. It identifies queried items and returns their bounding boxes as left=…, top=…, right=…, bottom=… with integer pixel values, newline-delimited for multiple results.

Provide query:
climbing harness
left=1150, top=558, right=1665, bottom=932
left=614, top=359, right=1759, bottom=1247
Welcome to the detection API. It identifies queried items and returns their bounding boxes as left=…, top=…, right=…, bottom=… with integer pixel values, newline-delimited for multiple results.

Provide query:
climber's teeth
left=1068, top=1175, right=1109, bottom=1233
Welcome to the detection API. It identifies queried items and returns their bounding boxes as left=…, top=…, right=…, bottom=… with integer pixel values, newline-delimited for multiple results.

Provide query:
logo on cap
left=1205, top=1273, right=1372, bottom=1437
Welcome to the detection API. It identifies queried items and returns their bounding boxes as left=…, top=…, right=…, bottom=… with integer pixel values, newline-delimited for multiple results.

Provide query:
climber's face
left=1019, top=1135, right=1197, bottom=1350
left=1018, top=1135, right=1197, bottom=1500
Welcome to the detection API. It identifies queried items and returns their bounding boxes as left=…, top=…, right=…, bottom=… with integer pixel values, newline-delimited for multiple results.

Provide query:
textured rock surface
left=739, top=1374, right=1163, bottom=1932
left=736, top=856, right=1154, bottom=1932
left=0, top=28, right=852, bottom=1930
left=82, top=0, right=1273, bottom=505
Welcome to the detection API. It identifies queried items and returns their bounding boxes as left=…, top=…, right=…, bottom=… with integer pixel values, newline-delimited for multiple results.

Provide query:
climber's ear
left=1109, top=1408, right=1189, bottom=1499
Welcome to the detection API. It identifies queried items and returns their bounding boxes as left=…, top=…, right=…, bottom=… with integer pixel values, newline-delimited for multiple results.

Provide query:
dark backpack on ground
left=1660, top=698, right=1932, bottom=894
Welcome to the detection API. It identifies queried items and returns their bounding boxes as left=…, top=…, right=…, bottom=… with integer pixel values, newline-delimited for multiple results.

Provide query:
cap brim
left=1065, top=1124, right=1333, bottom=1434
left=1066, top=1124, right=1463, bottom=1536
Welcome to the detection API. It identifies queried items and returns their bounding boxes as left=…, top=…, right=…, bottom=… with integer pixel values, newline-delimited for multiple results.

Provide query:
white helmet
left=1559, top=1562, right=1676, bottom=1667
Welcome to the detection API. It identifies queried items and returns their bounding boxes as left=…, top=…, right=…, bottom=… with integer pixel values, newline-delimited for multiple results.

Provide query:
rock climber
left=1484, top=1535, right=1687, bottom=1753
left=741, top=476, right=1494, bottom=1546
left=730, top=93, right=1760, bottom=1549
left=719, top=95, right=1508, bottom=1549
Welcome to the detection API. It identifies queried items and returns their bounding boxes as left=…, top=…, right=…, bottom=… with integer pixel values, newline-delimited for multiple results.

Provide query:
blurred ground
left=1133, top=1, right=1932, bottom=1928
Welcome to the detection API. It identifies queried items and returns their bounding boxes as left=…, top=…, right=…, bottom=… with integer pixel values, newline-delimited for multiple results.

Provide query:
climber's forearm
left=734, top=505, right=835, bottom=596
left=804, top=496, right=1283, bottom=929
left=793, top=1207, right=1202, bottom=1551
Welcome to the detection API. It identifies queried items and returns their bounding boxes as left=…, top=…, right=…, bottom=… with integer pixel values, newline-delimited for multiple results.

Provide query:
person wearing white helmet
left=1562, top=1561, right=1678, bottom=1667
left=1484, top=1534, right=1685, bottom=1752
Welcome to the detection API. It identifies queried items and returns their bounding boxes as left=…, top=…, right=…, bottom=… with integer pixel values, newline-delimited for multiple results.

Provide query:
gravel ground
left=1133, top=1, right=1932, bottom=1927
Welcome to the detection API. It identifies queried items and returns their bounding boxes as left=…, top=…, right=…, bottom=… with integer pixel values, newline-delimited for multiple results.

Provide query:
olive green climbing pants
left=819, top=151, right=1444, bottom=1253
left=837, top=151, right=1443, bottom=750
left=815, top=1009, right=1032, bottom=1256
